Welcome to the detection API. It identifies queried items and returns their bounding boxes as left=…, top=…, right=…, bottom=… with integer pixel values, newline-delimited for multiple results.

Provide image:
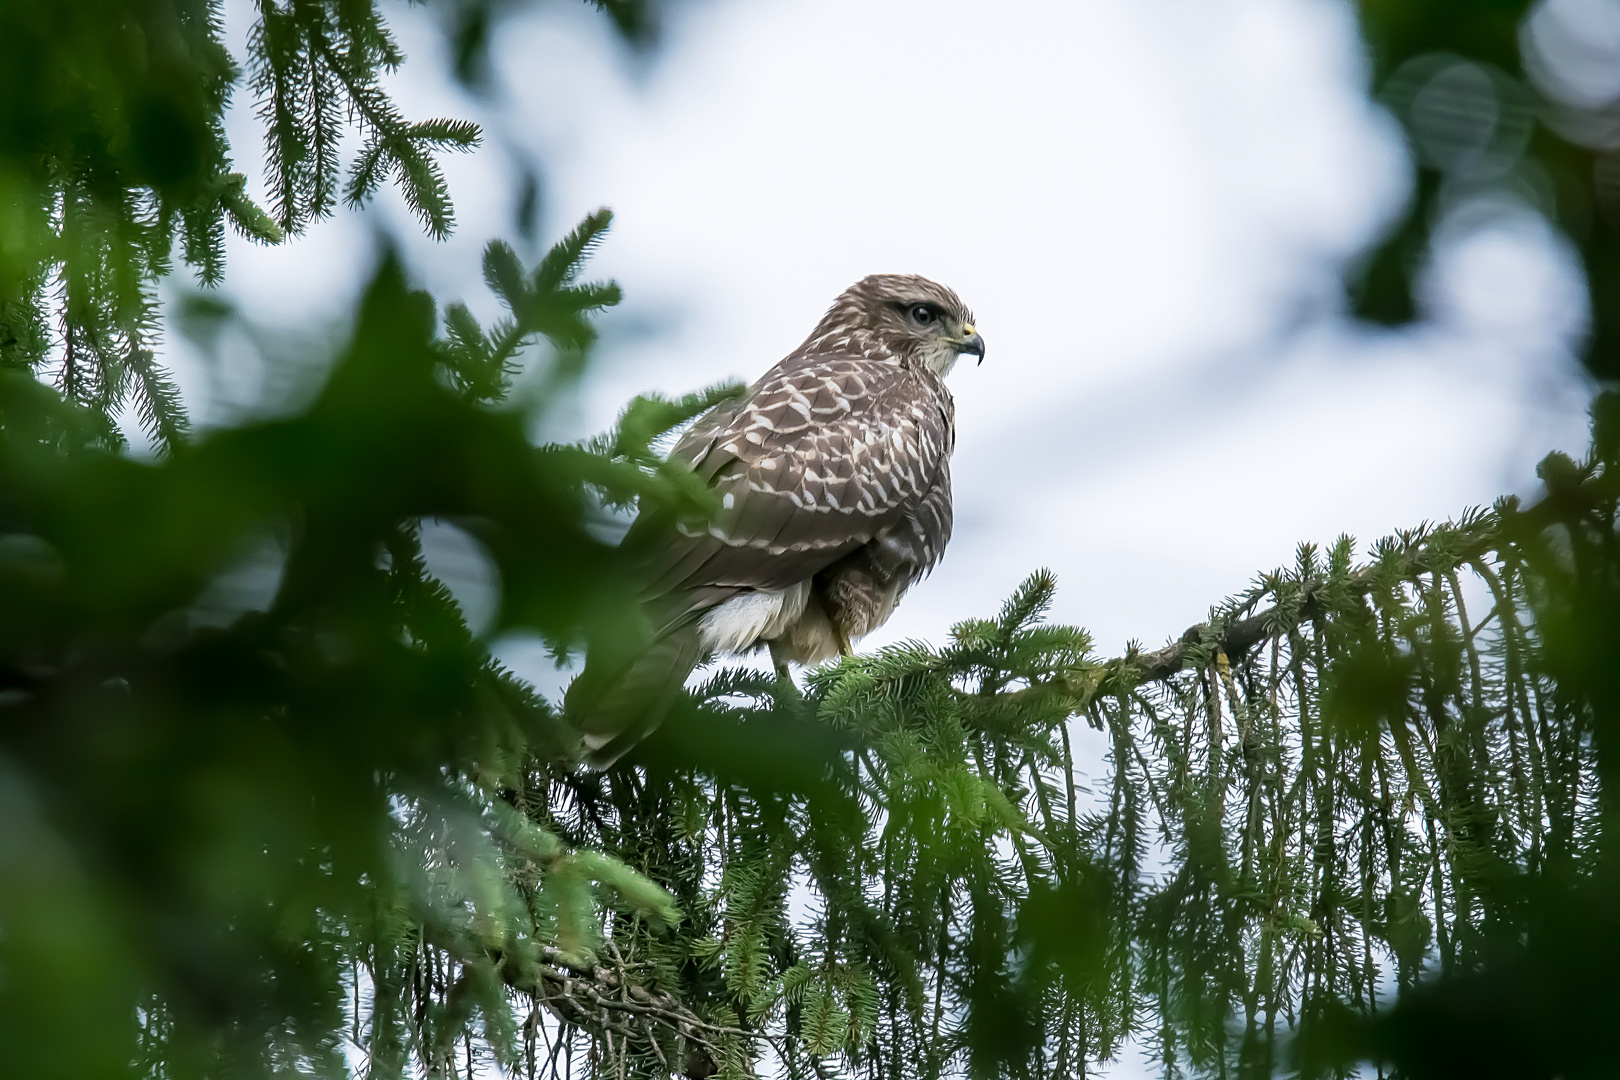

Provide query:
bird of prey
left=567, top=274, right=984, bottom=765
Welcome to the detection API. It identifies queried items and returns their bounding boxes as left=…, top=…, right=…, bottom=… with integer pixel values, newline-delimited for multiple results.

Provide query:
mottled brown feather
left=634, top=338, right=956, bottom=626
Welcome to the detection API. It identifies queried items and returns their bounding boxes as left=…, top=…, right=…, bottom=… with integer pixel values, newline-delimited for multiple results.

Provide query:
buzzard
left=568, top=274, right=983, bottom=765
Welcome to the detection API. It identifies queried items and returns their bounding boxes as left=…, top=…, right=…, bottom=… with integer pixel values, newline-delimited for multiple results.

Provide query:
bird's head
left=813, top=274, right=984, bottom=376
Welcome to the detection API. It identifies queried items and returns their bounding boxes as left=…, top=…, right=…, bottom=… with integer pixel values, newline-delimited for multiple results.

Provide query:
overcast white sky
left=166, top=1, right=1595, bottom=1073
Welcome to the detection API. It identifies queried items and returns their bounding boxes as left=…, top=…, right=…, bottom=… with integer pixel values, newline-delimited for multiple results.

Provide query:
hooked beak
left=957, top=324, right=986, bottom=365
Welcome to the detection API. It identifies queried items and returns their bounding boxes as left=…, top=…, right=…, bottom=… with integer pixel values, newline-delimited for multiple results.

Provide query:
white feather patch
left=698, top=581, right=810, bottom=655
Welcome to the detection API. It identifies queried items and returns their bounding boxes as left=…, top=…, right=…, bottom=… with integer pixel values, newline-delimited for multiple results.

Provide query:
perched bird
left=567, top=274, right=983, bottom=765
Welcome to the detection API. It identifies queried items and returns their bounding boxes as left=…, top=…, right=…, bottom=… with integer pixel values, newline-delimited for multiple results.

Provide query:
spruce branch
left=1108, top=474, right=1596, bottom=689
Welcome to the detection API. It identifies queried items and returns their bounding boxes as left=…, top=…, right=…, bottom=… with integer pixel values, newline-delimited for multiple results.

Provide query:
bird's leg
left=768, top=640, right=792, bottom=682
left=834, top=624, right=854, bottom=658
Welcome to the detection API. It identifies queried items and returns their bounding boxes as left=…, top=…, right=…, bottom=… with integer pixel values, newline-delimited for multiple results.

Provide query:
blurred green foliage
left=0, top=0, right=481, bottom=453
left=1354, top=0, right=1620, bottom=400
left=1331, top=3, right=1620, bottom=1075
left=0, top=217, right=699, bottom=1076
left=3, top=1, right=1620, bottom=1079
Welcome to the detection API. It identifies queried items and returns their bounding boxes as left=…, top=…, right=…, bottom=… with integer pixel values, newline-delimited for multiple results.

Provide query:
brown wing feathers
left=652, top=355, right=951, bottom=589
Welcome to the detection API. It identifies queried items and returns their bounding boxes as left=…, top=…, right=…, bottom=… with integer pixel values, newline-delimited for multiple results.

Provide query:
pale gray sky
left=167, top=2, right=1594, bottom=1074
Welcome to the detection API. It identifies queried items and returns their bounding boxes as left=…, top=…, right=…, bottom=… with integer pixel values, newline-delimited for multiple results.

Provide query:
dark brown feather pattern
left=647, top=347, right=954, bottom=597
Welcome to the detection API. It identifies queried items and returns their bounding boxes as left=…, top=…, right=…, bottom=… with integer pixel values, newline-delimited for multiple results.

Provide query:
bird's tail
left=564, top=621, right=707, bottom=768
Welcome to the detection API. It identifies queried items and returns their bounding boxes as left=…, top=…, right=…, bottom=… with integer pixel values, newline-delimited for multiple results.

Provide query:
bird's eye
left=908, top=304, right=936, bottom=325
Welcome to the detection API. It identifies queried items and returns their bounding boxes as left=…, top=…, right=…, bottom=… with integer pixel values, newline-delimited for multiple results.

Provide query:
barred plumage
left=568, top=274, right=984, bottom=765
